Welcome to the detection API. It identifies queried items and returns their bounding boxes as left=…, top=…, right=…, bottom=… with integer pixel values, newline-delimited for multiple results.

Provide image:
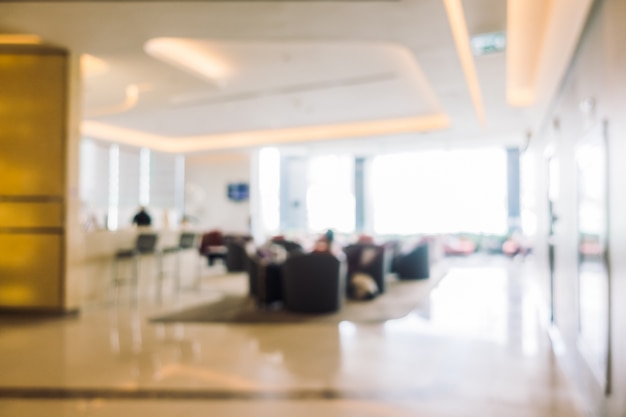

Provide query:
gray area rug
left=151, top=269, right=447, bottom=324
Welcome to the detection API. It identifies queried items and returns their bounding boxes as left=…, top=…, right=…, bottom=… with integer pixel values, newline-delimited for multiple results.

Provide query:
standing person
left=132, top=206, right=152, bottom=227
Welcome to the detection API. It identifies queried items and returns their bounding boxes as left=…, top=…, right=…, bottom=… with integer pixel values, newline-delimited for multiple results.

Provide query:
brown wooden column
left=0, top=44, right=77, bottom=313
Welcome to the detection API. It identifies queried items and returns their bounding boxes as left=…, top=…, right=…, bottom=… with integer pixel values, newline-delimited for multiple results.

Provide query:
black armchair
left=246, top=255, right=283, bottom=306
left=282, top=252, right=346, bottom=313
left=393, top=242, right=430, bottom=280
left=225, top=239, right=249, bottom=272
left=272, top=239, right=304, bottom=255
left=343, top=243, right=391, bottom=294
left=199, top=230, right=227, bottom=266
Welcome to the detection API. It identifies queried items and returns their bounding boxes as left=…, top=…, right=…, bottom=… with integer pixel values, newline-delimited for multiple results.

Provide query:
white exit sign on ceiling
left=471, top=32, right=507, bottom=56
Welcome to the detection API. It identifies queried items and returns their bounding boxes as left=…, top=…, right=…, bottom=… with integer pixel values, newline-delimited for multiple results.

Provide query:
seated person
left=270, top=235, right=304, bottom=254
left=313, top=237, right=331, bottom=253
left=356, top=234, right=375, bottom=244
left=312, top=235, right=343, bottom=258
left=132, top=206, right=152, bottom=227
left=256, top=240, right=288, bottom=264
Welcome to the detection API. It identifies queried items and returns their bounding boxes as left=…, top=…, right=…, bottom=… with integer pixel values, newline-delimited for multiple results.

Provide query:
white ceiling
left=91, top=41, right=442, bottom=136
left=0, top=0, right=530, bottom=152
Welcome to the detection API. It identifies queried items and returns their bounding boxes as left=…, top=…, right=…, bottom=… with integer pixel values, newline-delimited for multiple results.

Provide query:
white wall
left=530, top=1, right=626, bottom=416
left=185, top=152, right=251, bottom=234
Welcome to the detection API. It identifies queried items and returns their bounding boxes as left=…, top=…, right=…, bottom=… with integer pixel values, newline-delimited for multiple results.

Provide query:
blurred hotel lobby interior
left=2, top=0, right=626, bottom=416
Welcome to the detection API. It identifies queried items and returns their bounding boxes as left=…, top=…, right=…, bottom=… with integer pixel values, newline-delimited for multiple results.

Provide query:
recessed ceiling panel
left=85, top=40, right=445, bottom=138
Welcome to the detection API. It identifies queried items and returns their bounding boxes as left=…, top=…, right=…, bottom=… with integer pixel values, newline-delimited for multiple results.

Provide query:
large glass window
left=520, top=151, right=537, bottom=236
left=371, top=148, right=507, bottom=235
left=259, top=147, right=281, bottom=236
left=306, top=155, right=355, bottom=233
left=117, top=145, right=141, bottom=228
left=79, top=138, right=110, bottom=229
left=79, top=139, right=184, bottom=230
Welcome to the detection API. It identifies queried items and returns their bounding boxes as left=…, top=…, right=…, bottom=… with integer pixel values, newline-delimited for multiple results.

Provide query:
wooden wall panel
left=0, top=51, right=66, bottom=197
left=0, top=234, right=62, bottom=308
left=0, top=46, right=68, bottom=310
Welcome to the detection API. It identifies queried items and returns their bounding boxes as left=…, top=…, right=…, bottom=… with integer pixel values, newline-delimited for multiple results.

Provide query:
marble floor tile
left=0, top=255, right=583, bottom=416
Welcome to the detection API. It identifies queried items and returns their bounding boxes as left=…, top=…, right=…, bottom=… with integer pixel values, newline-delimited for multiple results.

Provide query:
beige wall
left=530, top=1, right=626, bottom=415
left=185, top=152, right=251, bottom=234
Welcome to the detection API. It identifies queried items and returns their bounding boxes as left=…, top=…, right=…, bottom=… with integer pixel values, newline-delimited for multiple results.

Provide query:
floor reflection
left=385, top=256, right=541, bottom=356
left=240, top=325, right=343, bottom=388
left=0, top=255, right=584, bottom=416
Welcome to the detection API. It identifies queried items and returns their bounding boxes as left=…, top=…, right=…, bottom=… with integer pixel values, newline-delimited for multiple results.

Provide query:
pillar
left=0, top=43, right=82, bottom=313
left=507, top=147, right=521, bottom=233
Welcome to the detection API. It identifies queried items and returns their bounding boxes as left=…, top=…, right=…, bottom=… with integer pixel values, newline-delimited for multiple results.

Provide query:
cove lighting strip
left=506, top=0, right=549, bottom=106
left=506, top=0, right=594, bottom=107
left=82, top=113, right=450, bottom=154
left=0, top=34, right=41, bottom=45
left=442, top=0, right=487, bottom=127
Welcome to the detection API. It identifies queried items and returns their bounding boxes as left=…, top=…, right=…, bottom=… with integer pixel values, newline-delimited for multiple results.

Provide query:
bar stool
left=179, top=232, right=199, bottom=291
left=111, top=233, right=158, bottom=305
left=157, top=232, right=197, bottom=299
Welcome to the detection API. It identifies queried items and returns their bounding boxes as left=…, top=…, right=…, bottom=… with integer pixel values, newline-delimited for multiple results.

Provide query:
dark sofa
left=392, top=242, right=430, bottom=280
left=282, top=252, right=346, bottom=313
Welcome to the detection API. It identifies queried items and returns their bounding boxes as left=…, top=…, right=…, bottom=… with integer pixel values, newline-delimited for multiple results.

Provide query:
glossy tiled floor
left=0, top=255, right=582, bottom=416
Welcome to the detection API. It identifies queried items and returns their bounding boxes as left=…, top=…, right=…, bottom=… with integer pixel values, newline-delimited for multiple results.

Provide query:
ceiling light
left=144, top=38, right=232, bottom=84
left=442, top=0, right=487, bottom=127
left=0, top=34, right=41, bottom=45
left=80, top=54, right=109, bottom=77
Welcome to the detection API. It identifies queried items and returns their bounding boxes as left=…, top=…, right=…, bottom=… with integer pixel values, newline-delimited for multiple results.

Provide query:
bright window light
left=139, top=148, right=151, bottom=206
left=108, top=144, right=120, bottom=231
left=306, top=155, right=355, bottom=233
left=371, top=148, right=507, bottom=235
left=520, top=152, right=537, bottom=236
left=259, top=147, right=281, bottom=235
